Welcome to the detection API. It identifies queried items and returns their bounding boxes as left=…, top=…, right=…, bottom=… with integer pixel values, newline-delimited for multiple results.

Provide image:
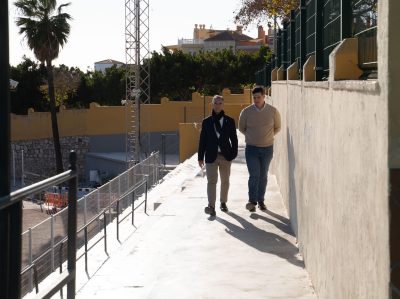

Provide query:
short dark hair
left=252, top=85, right=265, bottom=95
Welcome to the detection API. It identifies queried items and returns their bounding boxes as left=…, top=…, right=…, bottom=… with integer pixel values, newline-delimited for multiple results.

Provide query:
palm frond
left=58, top=2, right=70, bottom=14
left=14, top=0, right=71, bottom=63
left=14, top=0, right=39, bottom=18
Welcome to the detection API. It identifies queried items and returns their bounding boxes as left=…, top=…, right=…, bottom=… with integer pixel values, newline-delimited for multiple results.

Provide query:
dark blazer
left=198, top=114, right=238, bottom=163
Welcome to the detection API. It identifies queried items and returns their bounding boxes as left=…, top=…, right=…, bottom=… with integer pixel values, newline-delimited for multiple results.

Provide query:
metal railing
left=353, top=0, right=377, bottom=73
left=1, top=151, right=78, bottom=299
left=116, top=178, right=148, bottom=241
left=19, top=152, right=162, bottom=297
left=178, top=38, right=204, bottom=45
left=305, top=0, right=316, bottom=58
left=255, top=57, right=274, bottom=88
left=260, top=0, right=378, bottom=81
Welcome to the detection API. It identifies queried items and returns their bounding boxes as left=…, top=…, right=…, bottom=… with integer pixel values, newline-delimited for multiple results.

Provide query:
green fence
left=257, top=0, right=378, bottom=81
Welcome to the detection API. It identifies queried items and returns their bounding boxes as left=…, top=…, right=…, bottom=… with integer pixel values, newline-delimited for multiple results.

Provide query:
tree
left=15, top=0, right=72, bottom=173
left=149, top=46, right=272, bottom=102
left=10, top=57, right=48, bottom=114
left=234, top=0, right=299, bottom=27
left=41, top=65, right=82, bottom=108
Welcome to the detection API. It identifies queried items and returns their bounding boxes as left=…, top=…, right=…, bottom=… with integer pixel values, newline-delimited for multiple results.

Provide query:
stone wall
left=11, top=136, right=89, bottom=184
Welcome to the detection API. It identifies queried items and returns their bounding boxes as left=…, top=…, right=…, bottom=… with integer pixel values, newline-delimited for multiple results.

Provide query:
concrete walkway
left=72, top=135, right=316, bottom=299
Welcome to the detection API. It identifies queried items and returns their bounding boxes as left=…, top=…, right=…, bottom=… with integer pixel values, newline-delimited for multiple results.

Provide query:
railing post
left=97, top=187, right=101, bottom=232
left=118, top=175, right=121, bottom=198
left=290, top=10, right=296, bottom=66
left=116, top=200, right=120, bottom=241
left=84, top=227, right=88, bottom=273
left=32, top=265, right=38, bottom=294
left=300, top=0, right=307, bottom=79
left=152, top=156, right=156, bottom=186
left=28, top=228, right=33, bottom=292
left=67, top=151, right=78, bottom=299
left=59, top=241, right=64, bottom=273
left=51, top=214, right=55, bottom=271
left=161, top=134, right=166, bottom=166
left=315, top=0, right=324, bottom=80
left=12, top=149, right=15, bottom=187
left=282, top=20, right=288, bottom=77
left=21, top=149, right=24, bottom=187
left=109, top=185, right=112, bottom=224
left=155, top=158, right=159, bottom=182
left=144, top=177, right=148, bottom=214
left=103, top=211, right=108, bottom=255
left=341, top=0, right=352, bottom=40
left=132, top=191, right=135, bottom=225
left=83, top=195, right=87, bottom=226
left=276, top=29, right=282, bottom=67
left=59, top=241, right=64, bottom=299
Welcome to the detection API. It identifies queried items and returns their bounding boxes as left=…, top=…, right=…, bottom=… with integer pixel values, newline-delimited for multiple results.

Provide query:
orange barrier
left=44, top=192, right=68, bottom=214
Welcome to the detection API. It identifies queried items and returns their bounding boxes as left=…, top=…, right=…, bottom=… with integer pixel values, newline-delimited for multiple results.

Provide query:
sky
left=8, top=0, right=261, bottom=71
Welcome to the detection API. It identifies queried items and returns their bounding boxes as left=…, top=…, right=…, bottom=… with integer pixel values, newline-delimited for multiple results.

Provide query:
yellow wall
left=11, top=89, right=252, bottom=141
left=179, top=123, right=202, bottom=162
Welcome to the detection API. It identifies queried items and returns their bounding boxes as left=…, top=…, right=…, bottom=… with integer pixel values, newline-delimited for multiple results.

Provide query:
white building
left=94, top=59, right=124, bottom=73
left=166, top=24, right=270, bottom=55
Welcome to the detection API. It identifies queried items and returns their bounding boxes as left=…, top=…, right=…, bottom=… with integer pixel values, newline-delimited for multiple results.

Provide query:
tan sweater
left=238, top=103, right=281, bottom=147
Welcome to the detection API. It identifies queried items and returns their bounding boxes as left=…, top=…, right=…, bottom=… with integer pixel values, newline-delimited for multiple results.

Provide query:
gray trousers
left=205, top=154, right=232, bottom=207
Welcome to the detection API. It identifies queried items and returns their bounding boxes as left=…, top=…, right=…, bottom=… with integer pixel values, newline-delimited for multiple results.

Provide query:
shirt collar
left=253, top=102, right=266, bottom=111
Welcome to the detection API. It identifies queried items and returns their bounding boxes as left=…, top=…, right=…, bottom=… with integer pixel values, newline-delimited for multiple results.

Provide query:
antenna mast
left=125, top=0, right=150, bottom=164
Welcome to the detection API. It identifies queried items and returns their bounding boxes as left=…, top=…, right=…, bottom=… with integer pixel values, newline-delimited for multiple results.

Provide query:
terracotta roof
left=204, top=31, right=253, bottom=42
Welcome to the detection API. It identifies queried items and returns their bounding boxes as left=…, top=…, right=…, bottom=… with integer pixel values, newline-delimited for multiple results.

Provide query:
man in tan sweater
left=238, top=85, right=281, bottom=212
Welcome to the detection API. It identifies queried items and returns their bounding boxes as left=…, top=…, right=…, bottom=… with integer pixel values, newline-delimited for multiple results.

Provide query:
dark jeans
left=245, top=145, right=274, bottom=203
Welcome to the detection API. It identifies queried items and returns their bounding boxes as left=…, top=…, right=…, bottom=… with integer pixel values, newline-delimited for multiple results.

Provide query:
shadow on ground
left=216, top=211, right=303, bottom=268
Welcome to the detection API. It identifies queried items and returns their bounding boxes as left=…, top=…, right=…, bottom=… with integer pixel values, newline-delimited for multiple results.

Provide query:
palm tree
left=15, top=0, right=71, bottom=173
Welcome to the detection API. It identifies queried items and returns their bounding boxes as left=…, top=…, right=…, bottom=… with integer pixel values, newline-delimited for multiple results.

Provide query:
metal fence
left=353, top=0, right=378, bottom=75
left=1, top=152, right=78, bottom=299
left=20, top=152, right=162, bottom=297
left=255, top=57, right=275, bottom=88
left=256, top=0, right=378, bottom=82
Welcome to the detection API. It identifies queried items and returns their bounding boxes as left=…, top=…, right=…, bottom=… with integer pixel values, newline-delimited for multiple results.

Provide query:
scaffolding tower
left=125, top=0, right=150, bottom=165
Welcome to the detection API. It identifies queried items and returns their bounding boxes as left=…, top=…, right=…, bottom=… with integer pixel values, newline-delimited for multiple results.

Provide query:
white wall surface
left=270, top=80, right=389, bottom=298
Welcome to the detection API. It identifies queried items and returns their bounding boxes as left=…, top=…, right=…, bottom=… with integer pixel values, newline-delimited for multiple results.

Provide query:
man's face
left=252, top=92, right=265, bottom=107
left=212, top=99, right=224, bottom=113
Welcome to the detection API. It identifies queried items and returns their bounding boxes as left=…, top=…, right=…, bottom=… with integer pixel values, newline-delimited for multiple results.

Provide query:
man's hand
left=198, top=160, right=204, bottom=168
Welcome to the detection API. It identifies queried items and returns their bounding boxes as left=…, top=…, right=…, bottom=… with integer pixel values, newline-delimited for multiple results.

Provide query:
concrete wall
left=270, top=80, right=389, bottom=298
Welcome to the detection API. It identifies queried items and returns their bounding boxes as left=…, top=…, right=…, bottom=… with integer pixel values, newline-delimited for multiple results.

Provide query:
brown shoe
left=258, top=202, right=267, bottom=211
left=246, top=202, right=256, bottom=212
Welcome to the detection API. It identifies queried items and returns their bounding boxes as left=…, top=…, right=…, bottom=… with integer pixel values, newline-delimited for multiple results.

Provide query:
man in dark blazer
left=198, top=95, right=238, bottom=216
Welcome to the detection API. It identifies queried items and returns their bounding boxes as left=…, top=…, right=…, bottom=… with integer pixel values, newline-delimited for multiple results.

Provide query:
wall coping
left=273, top=80, right=379, bottom=93
left=303, top=81, right=330, bottom=89
left=273, top=81, right=288, bottom=85
left=287, top=81, right=303, bottom=87
left=330, top=80, right=379, bottom=93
